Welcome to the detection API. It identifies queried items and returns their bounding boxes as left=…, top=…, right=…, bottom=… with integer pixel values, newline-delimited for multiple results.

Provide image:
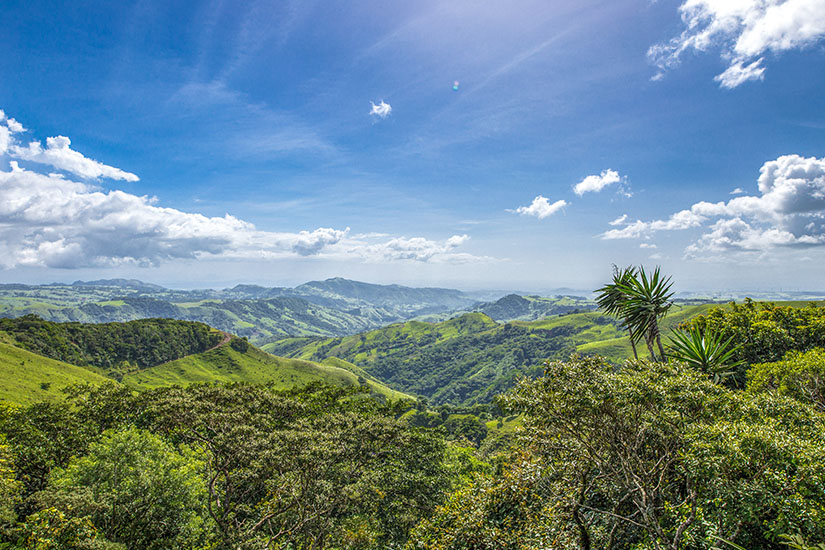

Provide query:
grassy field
left=122, top=343, right=412, bottom=401
left=0, top=337, right=110, bottom=405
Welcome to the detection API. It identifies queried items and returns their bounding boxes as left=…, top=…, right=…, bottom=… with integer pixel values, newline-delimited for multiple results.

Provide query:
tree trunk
left=655, top=329, right=667, bottom=362
left=626, top=325, right=639, bottom=360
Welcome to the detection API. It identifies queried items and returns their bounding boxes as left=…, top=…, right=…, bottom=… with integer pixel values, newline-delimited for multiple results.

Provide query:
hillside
left=474, top=293, right=595, bottom=321
left=0, top=337, right=110, bottom=405
left=267, top=304, right=718, bottom=405
left=122, top=341, right=410, bottom=401
left=0, top=316, right=221, bottom=378
left=0, top=278, right=486, bottom=343
left=0, top=316, right=411, bottom=404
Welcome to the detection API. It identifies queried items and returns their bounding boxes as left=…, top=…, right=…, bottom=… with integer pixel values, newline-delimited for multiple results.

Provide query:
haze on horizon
left=1, top=0, right=824, bottom=292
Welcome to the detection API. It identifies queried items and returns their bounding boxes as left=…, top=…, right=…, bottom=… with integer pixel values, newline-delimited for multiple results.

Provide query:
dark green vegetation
left=0, top=316, right=408, bottom=405
left=0, top=316, right=220, bottom=378
left=409, top=356, right=825, bottom=550
left=0, top=383, right=463, bottom=549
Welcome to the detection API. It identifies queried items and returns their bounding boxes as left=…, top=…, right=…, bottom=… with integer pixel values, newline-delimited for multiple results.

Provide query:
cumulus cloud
left=730, top=187, right=746, bottom=195
left=0, top=110, right=26, bottom=156
left=11, top=135, right=139, bottom=181
left=601, top=154, right=825, bottom=256
left=513, top=195, right=567, bottom=219
left=649, top=0, right=825, bottom=87
left=369, top=100, right=392, bottom=119
left=714, top=58, right=766, bottom=88
left=573, top=169, right=622, bottom=195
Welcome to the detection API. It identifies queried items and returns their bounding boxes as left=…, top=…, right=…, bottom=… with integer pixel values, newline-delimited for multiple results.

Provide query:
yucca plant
left=616, top=266, right=674, bottom=362
left=595, top=265, right=640, bottom=360
left=667, top=325, right=742, bottom=383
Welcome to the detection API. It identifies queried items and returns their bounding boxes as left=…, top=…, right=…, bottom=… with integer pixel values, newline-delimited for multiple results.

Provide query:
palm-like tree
left=595, top=265, right=640, bottom=360
left=616, top=266, right=674, bottom=362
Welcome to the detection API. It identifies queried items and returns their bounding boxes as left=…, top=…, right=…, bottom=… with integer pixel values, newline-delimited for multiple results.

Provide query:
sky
left=1, top=0, right=824, bottom=292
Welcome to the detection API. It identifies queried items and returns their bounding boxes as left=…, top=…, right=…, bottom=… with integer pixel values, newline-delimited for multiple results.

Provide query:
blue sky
left=1, top=0, right=824, bottom=291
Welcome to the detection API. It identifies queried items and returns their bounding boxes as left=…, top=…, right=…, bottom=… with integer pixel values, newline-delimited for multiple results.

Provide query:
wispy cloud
left=649, top=0, right=825, bottom=87
left=369, top=100, right=392, bottom=119
left=512, top=195, right=567, bottom=219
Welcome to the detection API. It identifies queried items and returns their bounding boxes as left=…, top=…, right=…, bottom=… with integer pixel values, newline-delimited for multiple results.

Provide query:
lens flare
left=452, top=80, right=460, bottom=91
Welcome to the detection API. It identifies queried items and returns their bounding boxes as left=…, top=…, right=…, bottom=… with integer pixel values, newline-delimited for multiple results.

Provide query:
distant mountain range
left=0, top=278, right=595, bottom=343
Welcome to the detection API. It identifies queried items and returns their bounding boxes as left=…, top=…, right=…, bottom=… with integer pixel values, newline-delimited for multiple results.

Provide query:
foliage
left=405, top=457, right=557, bottom=550
left=474, top=356, right=825, bottom=550
left=667, top=325, right=742, bottom=383
left=747, top=348, right=825, bottom=411
left=34, top=428, right=208, bottom=550
left=0, top=316, right=220, bottom=377
left=14, top=508, right=123, bottom=550
left=0, top=436, right=22, bottom=537
left=680, top=299, right=825, bottom=386
left=138, top=383, right=449, bottom=548
left=614, top=266, right=674, bottom=361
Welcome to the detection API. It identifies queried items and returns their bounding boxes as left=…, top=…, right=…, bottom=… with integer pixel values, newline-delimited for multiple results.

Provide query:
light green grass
left=122, top=343, right=411, bottom=400
left=0, top=340, right=110, bottom=405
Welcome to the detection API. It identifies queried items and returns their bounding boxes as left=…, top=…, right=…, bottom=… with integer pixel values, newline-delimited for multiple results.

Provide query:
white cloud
left=0, top=110, right=26, bottom=156
left=640, top=243, right=658, bottom=249
left=649, top=0, right=825, bottom=87
left=11, top=136, right=139, bottom=182
left=609, top=214, right=629, bottom=226
left=355, top=234, right=479, bottom=263
left=730, top=187, right=746, bottom=195
left=573, top=169, right=622, bottom=195
left=0, top=109, right=489, bottom=269
left=369, top=100, right=392, bottom=119
left=0, top=162, right=484, bottom=269
left=601, top=154, right=825, bottom=256
left=513, top=195, right=567, bottom=219
left=714, top=58, right=766, bottom=88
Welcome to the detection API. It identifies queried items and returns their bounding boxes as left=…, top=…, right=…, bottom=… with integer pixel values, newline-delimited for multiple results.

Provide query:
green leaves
left=667, top=325, right=743, bottom=383
left=596, top=265, right=674, bottom=361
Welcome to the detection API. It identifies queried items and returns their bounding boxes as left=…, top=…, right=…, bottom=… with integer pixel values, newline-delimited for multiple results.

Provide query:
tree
left=595, top=265, right=640, bottom=360
left=615, top=266, right=674, bottom=361
left=35, top=428, right=209, bottom=550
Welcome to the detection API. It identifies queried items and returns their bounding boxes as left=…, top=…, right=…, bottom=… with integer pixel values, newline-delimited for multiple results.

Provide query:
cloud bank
left=602, top=154, right=825, bottom=256
left=649, top=0, right=825, bottom=87
left=0, top=109, right=483, bottom=269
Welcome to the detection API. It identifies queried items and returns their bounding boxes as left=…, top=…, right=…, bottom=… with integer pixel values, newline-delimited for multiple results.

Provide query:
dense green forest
left=2, top=270, right=825, bottom=549
left=0, top=316, right=221, bottom=378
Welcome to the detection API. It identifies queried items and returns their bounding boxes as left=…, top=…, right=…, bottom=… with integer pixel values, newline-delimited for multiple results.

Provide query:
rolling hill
left=0, top=336, right=110, bottom=405
left=266, top=304, right=718, bottom=406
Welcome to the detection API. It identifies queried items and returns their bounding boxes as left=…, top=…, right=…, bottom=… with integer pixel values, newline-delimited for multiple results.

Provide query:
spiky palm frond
left=615, top=266, right=674, bottom=360
left=667, top=325, right=742, bottom=383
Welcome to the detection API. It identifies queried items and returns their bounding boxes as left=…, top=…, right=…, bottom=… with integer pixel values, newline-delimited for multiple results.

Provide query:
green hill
left=0, top=337, right=110, bottom=405
left=266, top=305, right=721, bottom=406
left=121, top=341, right=411, bottom=401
